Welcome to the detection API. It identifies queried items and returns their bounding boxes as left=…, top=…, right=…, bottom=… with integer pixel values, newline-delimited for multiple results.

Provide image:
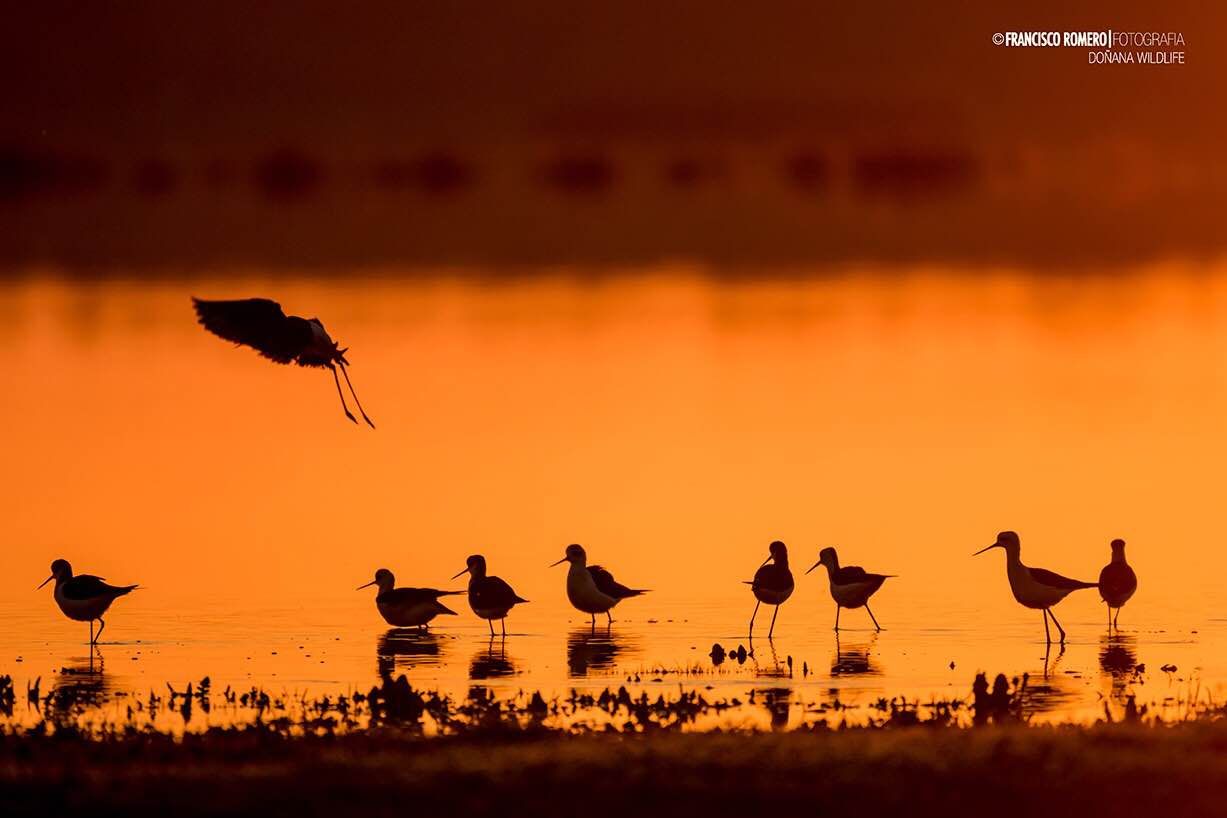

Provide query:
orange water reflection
left=2, top=266, right=1226, bottom=725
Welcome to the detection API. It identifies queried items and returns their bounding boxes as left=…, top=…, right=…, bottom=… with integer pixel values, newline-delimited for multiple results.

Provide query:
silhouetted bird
left=1098, top=538, right=1137, bottom=628
left=806, top=547, right=893, bottom=631
left=38, top=559, right=137, bottom=645
left=357, top=568, right=464, bottom=629
left=745, top=540, right=794, bottom=639
left=452, top=555, right=528, bottom=636
left=974, top=531, right=1097, bottom=644
left=551, top=544, right=648, bottom=627
left=191, top=297, right=374, bottom=427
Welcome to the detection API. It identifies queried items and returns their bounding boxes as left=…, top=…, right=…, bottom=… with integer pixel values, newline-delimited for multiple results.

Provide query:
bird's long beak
left=549, top=556, right=568, bottom=567
left=805, top=561, right=821, bottom=575
left=356, top=580, right=376, bottom=590
left=451, top=567, right=470, bottom=580
left=973, top=543, right=1002, bottom=556
left=759, top=557, right=772, bottom=569
left=37, top=575, right=54, bottom=590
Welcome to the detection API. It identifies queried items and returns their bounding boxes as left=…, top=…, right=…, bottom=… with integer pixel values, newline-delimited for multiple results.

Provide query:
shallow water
left=2, top=265, right=1225, bottom=729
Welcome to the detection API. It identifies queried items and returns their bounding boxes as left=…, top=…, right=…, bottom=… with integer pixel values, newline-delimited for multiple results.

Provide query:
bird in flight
left=192, top=297, right=375, bottom=427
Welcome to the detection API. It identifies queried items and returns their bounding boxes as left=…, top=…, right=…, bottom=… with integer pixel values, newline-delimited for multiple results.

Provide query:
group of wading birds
left=40, top=533, right=1138, bottom=648
left=37, top=298, right=1139, bottom=649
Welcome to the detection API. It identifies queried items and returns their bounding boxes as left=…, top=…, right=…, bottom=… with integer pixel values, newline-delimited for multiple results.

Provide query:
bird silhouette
left=357, top=568, right=465, bottom=629
left=192, top=297, right=375, bottom=427
left=1098, top=538, right=1137, bottom=628
left=551, top=544, right=648, bottom=627
left=806, top=546, right=894, bottom=631
left=38, top=559, right=137, bottom=645
left=452, top=555, right=528, bottom=636
left=974, top=531, right=1097, bottom=644
left=745, top=540, right=794, bottom=639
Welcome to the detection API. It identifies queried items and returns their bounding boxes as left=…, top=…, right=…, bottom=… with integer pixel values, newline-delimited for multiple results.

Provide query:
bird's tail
left=435, top=602, right=459, bottom=616
left=116, top=584, right=139, bottom=596
left=514, top=596, right=530, bottom=604
left=437, top=590, right=467, bottom=597
left=621, top=589, right=650, bottom=597
left=1076, top=581, right=1099, bottom=590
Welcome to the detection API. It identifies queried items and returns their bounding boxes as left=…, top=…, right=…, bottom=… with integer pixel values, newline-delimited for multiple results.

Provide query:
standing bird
left=745, top=540, right=794, bottom=639
left=452, top=555, right=528, bottom=636
left=192, top=296, right=375, bottom=427
left=806, top=547, right=893, bottom=631
left=1098, top=538, right=1137, bottom=629
left=974, top=531, right=1097, bottom=644
left=550, top=543, right=648, bottom=627
left=357, top=568, right=465, bottom=629
left=38, top=559, right=137, bottom=645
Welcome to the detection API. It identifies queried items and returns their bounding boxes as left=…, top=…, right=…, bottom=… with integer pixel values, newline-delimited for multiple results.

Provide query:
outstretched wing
left=1029, top=567, right=1097, bottom=590
left=192, top=297, right=312, bottom=364
left=588, top=565, right=646, bottom=599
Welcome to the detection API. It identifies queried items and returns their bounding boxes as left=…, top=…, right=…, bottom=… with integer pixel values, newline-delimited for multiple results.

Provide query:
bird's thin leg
left=767, top=604, right=779, bottom=640
left=590, top=613, right=596, bottom=629
left=338, top=362, right=375, bottom=428
left=89, top=620, right=94, bottom=645
left=749, top=600, right=760, bottom=637
left=1113, top=608, right=1121, bottom=628
left=95, top=618, right=106, bottom=644
left=501, top=618, right=507, bottom=637
left=1107, top=605, right=1112, bottom=630
left=834, top=605, right=841, bottom=632
left=329, top=365, right=358, bottom=424
left=606, top=611, right=613, bottom=627
left=865, top=602, right=882, bottom=632
left=488, top=618, right=495, bottom=637
left=1043, top=609, right=1051, bottom=644
left=1047, top=608, right=1067, bottom=644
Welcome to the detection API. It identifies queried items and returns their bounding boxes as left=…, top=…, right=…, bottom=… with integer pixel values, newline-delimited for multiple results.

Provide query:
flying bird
left=806, top=546, right=894, bottom=631
left=38, top=559, right=137, bottom=645
left=192, top=297, right=375, bottom=427
left=974, top=530, right=1097, bottom=644
left=452, top=555, right=528, bottom=636
left=551, top=543, right=648, bottom=627
left=1098, top=538, right=1137, bottom=628
left=744, top=540, right=794, bottom=639
left=357, top=568, right=465, bottom=629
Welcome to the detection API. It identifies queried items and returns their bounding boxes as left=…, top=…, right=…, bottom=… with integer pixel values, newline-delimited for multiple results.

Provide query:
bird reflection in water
left=756, top=687, right=792, bottom=730
left=470, top=638, right=518, bottom=680
left=47, top=653, right=112, bottom=719
left=567, top=628, right=635, bottom=677
left=1016, top=644, right=1080, bottom=717
left=831, top=634, right=880, bottom=676
left=376, top=629, right=443, bottom=681
left=1099, top=632, right=1141, bottom=702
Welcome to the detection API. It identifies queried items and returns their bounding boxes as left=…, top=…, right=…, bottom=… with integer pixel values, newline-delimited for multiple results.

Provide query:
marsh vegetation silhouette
left=551, top=544, right=648, bottom=627
left=357, top=569, right=464, bottom=628
left=974, top=531, right=1098, bottom=644
left=192, top=296, right=375, bottom=427
left=1098, top=538, right=1138, bottom=628
left=745, top=540, right=794, bottom=639
left=807, top=547, right=893, bottom=631
left=452, top=555, right=528, bottom=636
left=38, top=559, right=136, bottom=645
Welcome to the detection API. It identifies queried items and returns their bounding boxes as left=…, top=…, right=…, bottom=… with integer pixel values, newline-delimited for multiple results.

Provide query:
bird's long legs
left=1107, top=605, right=1113, bottom=630
left=329, top=365, right=358, bottom=424
left=767, top=604, right=780, bottom=639
left=834, top=604, right=841, bottom=632
left=95, top=618, right=106, bottom=644
left=1046, top=608, right=1067, bottom=644
left=89, top=620, right=94, bottom=645
left=749, top=600, right=761, bottom=637
left=865, top=602, right=882, bottom=632
left=1112, top=607, right=1121, bottom=628
left=487, top=618, right=495, bottom=637
left=500, top=617, right=507, bottom=637
left=338, top=362, right=376, bottom=428
left=606, top=611, right=614, bottom=626
left=1042, top=609, right=1052, bottom=644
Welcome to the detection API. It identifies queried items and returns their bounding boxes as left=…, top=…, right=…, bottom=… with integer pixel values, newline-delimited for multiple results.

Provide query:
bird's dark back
left=588, top=565, right=644, bottom=599
left=753, top=562, right=794, bottom=593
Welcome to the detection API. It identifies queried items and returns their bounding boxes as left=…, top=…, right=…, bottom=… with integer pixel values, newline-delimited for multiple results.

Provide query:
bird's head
left=762, top=540, right=788, bottom=567
left=357, top=568, right=394, bottom=592
left=453, top=554, right=486, bottom=579
left=1110, top=538, right=1127, bottom=555
left=38, top=558, right=72, bottom=590
left=806, top=547, right=839, bottom=575
left=974, top=530, right=1020, bottom=556
left=551, top=543, right=586, bottom=567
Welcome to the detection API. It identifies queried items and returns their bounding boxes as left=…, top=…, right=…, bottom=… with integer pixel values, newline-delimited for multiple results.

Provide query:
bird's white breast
left=567, top=564, right=617, bottom=613
left=376, top=599, right=438, bottom=627
left=1007, top=562, right=1074, bottom=608
left=829, top=580, right=875, bottom=608
left=54, top=586, right=114, bottom=621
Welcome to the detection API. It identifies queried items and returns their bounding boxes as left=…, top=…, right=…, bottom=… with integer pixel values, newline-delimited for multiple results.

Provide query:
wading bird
left=192, top=297, right=375, bottom=427
left=38, top=559, right=137, bottom=645
left=1098, top=538, right=1137, bottom=628
left=357, top=568, right=465, bottom=629
left=550, top=543, right=648, bottom=627
left=806, top=547, right=893, bottom=631
left=452, top=555, right=528, bottom=636
left=745, top=540, right=794, bottom=639
left=974, top=531, right=1097, bottom=644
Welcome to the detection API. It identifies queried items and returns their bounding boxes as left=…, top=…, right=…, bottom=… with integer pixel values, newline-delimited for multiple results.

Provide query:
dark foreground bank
left=5, top=723, right=1227, bottom=818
